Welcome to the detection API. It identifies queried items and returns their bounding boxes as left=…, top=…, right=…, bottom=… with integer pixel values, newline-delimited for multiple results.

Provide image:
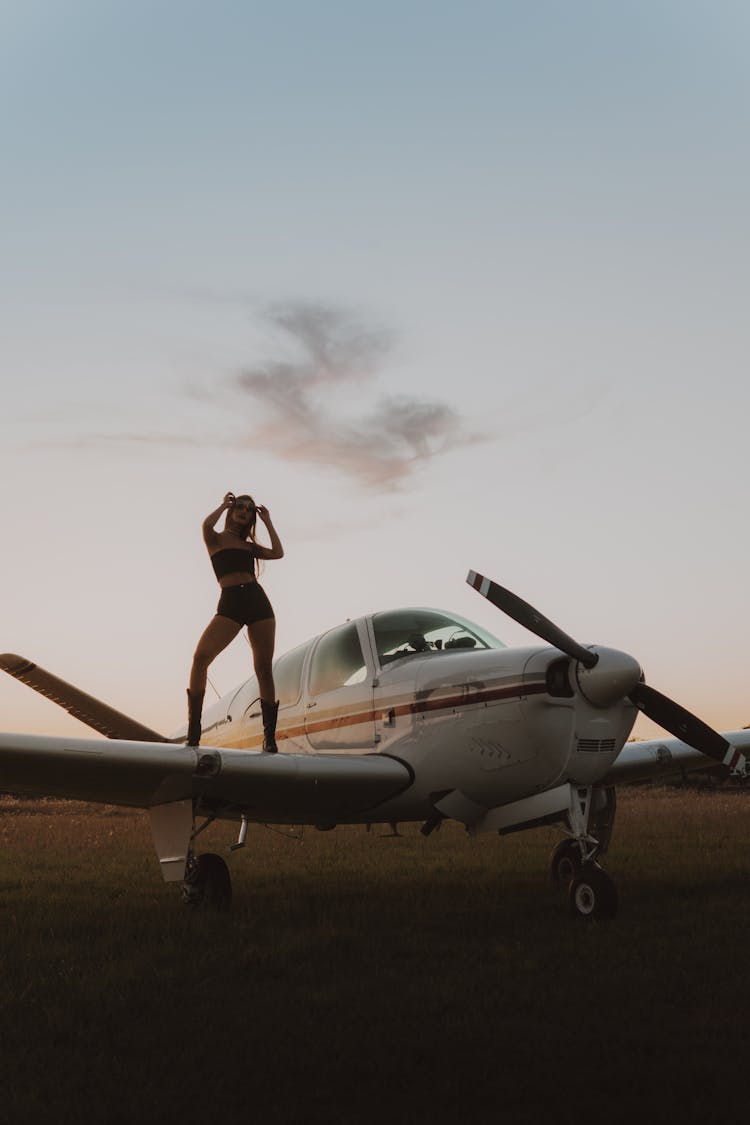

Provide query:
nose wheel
left=550, top=838, right=582, bottom=885
left=568, top=863, right=618, bottom=919
left=548, top=785, right=619, bottom=918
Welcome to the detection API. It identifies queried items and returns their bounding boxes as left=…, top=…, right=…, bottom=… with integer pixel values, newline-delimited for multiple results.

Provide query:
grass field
left=1, top=787, right=749, bottom=1124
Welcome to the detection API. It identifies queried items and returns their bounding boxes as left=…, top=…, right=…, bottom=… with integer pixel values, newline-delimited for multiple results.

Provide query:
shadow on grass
left=1, top=796, right=748, bottom=1122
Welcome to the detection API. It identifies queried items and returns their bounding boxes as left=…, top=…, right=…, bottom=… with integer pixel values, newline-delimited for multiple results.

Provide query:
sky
left=1, top=0, right=749, bottom=742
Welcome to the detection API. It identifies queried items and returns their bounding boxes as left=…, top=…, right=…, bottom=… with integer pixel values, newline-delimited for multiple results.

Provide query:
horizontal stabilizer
left=0, top=653, right=168, bottom=743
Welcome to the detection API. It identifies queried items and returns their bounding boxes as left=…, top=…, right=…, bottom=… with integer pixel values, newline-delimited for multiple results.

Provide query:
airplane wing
left=0, top=653, right=168, bottom=742
left=0, top=652, right=412, bottom=823
left=0, top=731, right=413, bottom=821
left=603, top=729, right=750, bottom=786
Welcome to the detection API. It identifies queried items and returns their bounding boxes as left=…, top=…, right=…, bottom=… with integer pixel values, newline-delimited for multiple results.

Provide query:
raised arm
left=254, top=505, right=285, bottom=560
left=202, top=493, right=235, bottom=548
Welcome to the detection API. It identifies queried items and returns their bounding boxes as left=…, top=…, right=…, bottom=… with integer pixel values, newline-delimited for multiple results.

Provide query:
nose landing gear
left=550, top=838, right=582, bottom=886
left=568, top=863, right=618, bottom=919
left=550, top=840, right=619, bottom=919
left=550, top=785, right=619, bottom=919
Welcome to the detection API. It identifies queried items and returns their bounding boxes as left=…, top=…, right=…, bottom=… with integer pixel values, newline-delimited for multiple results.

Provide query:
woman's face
left=230, top=495, right=255, bottom=530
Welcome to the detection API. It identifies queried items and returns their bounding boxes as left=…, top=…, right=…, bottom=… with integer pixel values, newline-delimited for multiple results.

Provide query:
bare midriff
left=218, top=572, right=258, bottom=588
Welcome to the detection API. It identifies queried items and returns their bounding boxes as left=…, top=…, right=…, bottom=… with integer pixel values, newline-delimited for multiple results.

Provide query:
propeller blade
left=466, top=571, right=747, bottom=774
left=466, top=571, right=598, bottom=668
left=629, top=682, right=746, bottom=771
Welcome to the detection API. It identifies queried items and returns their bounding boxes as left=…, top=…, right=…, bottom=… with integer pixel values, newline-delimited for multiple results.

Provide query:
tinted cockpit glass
left=309, top=622, right=367, bottom=695
left=372, top=608, right=505, bottom=667
left=273, top=640, right=312, bottom=706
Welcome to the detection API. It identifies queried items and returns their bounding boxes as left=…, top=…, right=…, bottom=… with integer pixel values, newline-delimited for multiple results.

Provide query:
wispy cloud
left=5, top=296, right=611, bottom=490
left=6, top=301, right=477, bottom=487
left=228, top=301, right=477, bottom=489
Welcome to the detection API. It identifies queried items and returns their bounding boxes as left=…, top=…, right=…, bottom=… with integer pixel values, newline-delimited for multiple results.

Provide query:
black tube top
left=210, top=547, right=257, bottom=579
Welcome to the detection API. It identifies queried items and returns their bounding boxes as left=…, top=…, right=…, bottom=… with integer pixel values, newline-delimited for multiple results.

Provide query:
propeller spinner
left=467, top=570, right=746, bottom=775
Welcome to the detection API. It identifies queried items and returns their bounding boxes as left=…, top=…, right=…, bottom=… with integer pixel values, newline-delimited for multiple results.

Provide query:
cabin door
left=305, top=621, right=377, bottom=751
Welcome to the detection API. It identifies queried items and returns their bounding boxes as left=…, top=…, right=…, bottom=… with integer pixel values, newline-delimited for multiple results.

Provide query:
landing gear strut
left=550, top=785, right=619, bottom=919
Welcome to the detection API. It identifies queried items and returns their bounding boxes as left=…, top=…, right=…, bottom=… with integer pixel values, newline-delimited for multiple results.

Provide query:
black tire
left=182, top=853, right=232, bottom=911
left=550, top=839, right=581, bottom=886
left=569, top=863, right=618, bottom=920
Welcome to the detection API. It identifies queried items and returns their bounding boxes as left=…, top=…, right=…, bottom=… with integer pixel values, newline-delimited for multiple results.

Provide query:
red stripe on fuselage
left=220, top=679, right=548, bottom=749
left=409, top=679, right=548, bottom=715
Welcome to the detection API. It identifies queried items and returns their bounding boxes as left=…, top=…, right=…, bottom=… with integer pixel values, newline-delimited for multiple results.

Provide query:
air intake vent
left=576, top=738, right=617, bottom=753
left=546, top=658, right=574, bottom=697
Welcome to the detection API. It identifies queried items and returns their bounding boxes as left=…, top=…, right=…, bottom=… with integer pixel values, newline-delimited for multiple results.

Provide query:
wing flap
left=0, top=653, right=168, bottom=742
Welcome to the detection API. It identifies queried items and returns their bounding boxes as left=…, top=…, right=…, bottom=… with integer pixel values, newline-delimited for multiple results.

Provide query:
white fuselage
left=193, top=613, right=638, bottom=825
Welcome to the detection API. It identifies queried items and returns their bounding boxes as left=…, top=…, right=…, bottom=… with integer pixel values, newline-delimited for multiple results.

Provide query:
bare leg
left=247, top=617, right=276, bottom=701
left=248, top=617, right=278, bottom=751
left=190, top=615, right=243, bottom=694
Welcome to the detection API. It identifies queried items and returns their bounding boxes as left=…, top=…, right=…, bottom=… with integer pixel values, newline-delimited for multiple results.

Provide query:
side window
left=308, top=623, right=367, bottom=696
left=273, top=642, right=311, bottom=707
left=226, top=676, right=259, bottom=720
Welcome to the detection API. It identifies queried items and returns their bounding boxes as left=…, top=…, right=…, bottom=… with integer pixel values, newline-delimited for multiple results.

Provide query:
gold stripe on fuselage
left=214, top=678, right=547, bottom=751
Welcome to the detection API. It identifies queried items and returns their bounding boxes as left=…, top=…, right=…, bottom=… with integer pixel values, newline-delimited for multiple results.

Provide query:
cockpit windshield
left=372, top=608, right=505, bottom=667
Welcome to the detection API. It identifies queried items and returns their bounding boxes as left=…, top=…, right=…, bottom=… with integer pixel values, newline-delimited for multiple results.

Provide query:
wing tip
left=0, top=653, right=36, bottom=675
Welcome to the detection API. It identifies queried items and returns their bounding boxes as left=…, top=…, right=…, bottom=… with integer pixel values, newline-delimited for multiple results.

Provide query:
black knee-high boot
left=186, top=689, right=204, bottom=747
left=261, top=699, right=279, bottom=753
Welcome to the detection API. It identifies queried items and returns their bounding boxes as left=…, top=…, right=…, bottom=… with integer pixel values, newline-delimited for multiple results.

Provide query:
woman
left=187, top=492, right=284, bottom=751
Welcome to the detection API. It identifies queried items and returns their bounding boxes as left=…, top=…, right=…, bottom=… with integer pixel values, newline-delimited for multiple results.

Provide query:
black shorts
left=217, top=582, right=274, bottom=627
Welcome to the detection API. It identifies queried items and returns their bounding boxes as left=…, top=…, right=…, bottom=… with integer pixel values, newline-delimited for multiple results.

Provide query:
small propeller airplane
left=1, top=571, right=748, bottom=919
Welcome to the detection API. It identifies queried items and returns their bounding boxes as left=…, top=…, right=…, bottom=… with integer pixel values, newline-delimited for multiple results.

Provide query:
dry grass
left=1, top=788, right=749, bottom=1124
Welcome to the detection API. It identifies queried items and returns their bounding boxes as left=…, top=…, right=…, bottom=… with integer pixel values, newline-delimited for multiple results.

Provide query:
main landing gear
left=179, top=808, right=253, bottom=909
left=550, top=785, right=619, bottom=920
left=179, top=801, right=242, bottom=911
left=182, top=852, right=232, bottom=910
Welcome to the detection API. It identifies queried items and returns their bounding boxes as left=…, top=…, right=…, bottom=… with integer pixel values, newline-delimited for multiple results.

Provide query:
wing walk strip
left=224, top=679, right=548, bottom=748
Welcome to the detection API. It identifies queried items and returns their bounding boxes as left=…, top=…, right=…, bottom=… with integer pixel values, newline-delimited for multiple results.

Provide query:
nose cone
left=573, top=647, right=642, bottom=708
